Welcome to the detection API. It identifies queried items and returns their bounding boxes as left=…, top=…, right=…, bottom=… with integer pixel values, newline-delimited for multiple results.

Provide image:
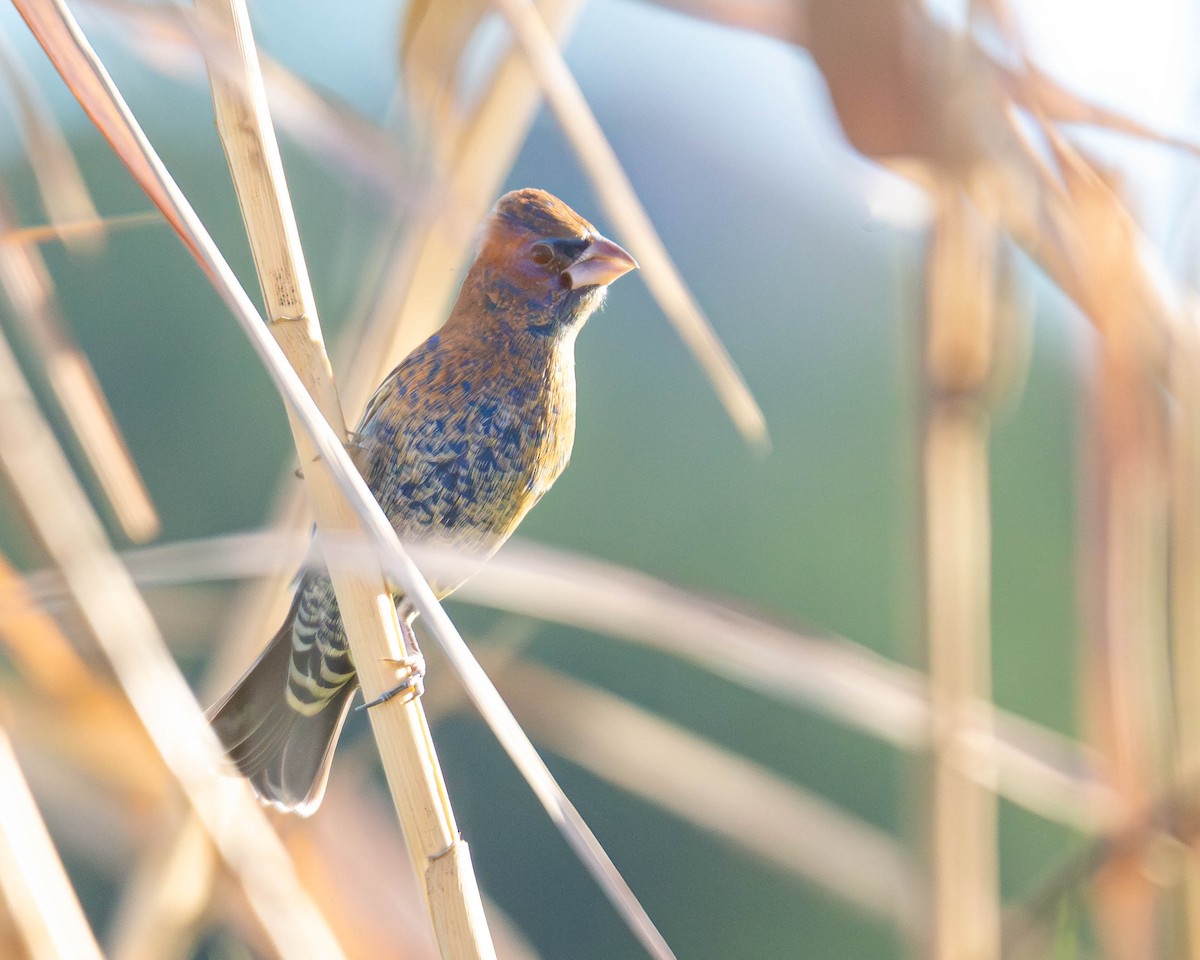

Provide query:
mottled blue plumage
left=210, top=189, right=637, bottom=813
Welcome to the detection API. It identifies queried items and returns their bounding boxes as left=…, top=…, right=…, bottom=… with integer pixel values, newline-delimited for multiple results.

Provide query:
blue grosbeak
left=210, top=189, right=637, bottom=813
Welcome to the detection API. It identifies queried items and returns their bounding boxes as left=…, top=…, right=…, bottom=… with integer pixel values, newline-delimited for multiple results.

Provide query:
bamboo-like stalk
left=0, top=179, right=159, bottom=543
left=192, top=1, right=494, bottom=956
left=1171, top=300, right=1200, bottom=958
left=494, top=658, right=918, bottom=930
left=208, top=0, right=585, bottom=702
left=25, top=529, right=1114, bottom=830
left=0, top=724, right=104, bottom=960
left=1080, top=333, right=1170, bottom=960
left=491, top=0, right=768, bottom=448
left=0, top=28, right=100, bottom=252
left=1042, top=135, right=1173, bottom=960
left=16, top=3, right=674, bottom=953
left=0, top=314, right=346, bottom=957
left=922, top=183, right=1000, bottom=960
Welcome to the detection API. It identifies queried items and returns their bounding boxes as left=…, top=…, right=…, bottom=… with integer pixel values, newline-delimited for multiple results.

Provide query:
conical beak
left=564, top=234, right=639, bottom=290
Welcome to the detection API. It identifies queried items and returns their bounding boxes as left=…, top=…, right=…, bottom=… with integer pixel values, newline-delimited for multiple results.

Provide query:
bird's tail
left=208, top=597, right=356, bottom=815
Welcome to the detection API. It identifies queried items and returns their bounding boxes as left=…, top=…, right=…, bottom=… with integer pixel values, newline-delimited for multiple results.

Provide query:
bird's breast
left=360, top=347, right=576, bottom=571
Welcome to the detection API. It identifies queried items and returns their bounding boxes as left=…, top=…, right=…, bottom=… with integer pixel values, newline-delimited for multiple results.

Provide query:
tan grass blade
left=1050, top=134, right=1172, bottom=959
left=496, top=659, right=918, bottom=930
left=194, top=0, right=494, bottom=954
left=15, top=2, right=676, bottom=954
left=0, top=29, right=101, bottom=254
left=399, top=0, right=490, bottom=149
left=0, top=179, right=160, bottom=543
left=492, top=0, right=769, bottom=449
left=85, top=0, right=412, bottom=206
left=1, top=210, right=160, bottom=247
left=350, top=0, right=585, bottom=413
left=0, top=550, right=166, bottom=804
left=0, top=312, right=346, bottom=958
left=49, top=530, right=1113, bottom=832
left=922, top=184, right=1002, bottom=960
left=1171, top=295, right=1200, bottom=960
left=0, top=724, right=104, bottom=960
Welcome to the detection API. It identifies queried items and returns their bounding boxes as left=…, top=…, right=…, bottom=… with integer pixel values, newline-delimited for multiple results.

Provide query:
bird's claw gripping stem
left=356, top=653, right=426, bottom=711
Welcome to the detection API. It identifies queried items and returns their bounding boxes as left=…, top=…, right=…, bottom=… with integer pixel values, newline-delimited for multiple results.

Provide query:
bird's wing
left=356, top=362, right=407, bottom=431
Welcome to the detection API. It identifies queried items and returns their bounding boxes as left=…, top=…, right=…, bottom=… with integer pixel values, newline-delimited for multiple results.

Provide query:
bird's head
left=468, top=188, right=638, bottom=337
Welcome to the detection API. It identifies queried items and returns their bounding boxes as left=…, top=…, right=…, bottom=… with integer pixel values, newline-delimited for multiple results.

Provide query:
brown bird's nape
left=210, top=189, right=636, bottom=813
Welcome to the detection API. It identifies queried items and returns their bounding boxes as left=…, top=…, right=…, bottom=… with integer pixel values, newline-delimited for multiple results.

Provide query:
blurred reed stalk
left=0, top=27, right=99, bottom=252
left=210, top=0, right=585, bottom=690
left=0, top=178, right=159, bottom=544
left=1079, top=330, right=1170, bottom=960
left=0, top=295, right=342, bottom=958
left=922, top=183, right=1002, bottom=960
left=1061, top=146, right=1173, bottom=960
left=193, top=0, right=495, bottom=955
left=1171, top=297, right=1200, bottom=956
left=492, top=0, right=769, bottom=449
left=0, top=724, right=104, bottom=960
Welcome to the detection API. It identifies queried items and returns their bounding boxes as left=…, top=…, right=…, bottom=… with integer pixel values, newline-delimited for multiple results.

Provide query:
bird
left=209, top=188, right=637, bottom=814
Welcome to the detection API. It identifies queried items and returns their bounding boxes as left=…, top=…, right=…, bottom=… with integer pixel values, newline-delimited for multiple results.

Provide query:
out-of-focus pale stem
left=0, top=318, right=345, bottom=959
left=0, top=29, right=100, bottom=253
left=496, top=659, right=918, bottom=931
left=350, top=0, right=585, bottom=412
left=1080, top=338, right=1170, bottom=960
left=193, top=0, right=494, bottom=955
left=0, top=181, right=159, bottom=543
left=491, top=0, right=769, bottom=449
left=923, top=184, right=1000, bottom=960
left=1042, top=129, right=1172, bottom=960
left=210, top=0, right=585, bottom=696
left=1171, top=299, right=1200, bottom=959
left=28, top=529, right=1115, bottom=832
left=1, top=210, right=159, bottom=247
left=0, top=724, right=104, bottom=960
left=14, top=2, right=674, bottom=950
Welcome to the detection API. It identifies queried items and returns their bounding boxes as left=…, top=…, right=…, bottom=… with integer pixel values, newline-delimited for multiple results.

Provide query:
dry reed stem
left=495, top=658, right=919, bottom=930
left=40, top=528, right=1113, bottom=830
left=492, top=0, right=769, bottom=448
left=0, top=179, right=159, bottom=543
left=923, top=185, right=1000, bottom=960
left=0, top=210, right=160, bottom=246
left=351, top=0, right=585, bottom=407
left=193, top=1, right=494, bottom=956
left=0, top=29, right=100, bottom=254
left=204, top=0, right=583, bottom=693
left=210, top=0, right=584, bottom=695
left=0, top=302, right=344, bottom=959
left=0, top=551, right=166, bottom=805
left=1046, top=135, right=1172, bottom=960
left=16, top=4, right=673, bottom=952
left=0, top=725, right=104, bottom=960
left=1170, top=299, right=1200, bottom=958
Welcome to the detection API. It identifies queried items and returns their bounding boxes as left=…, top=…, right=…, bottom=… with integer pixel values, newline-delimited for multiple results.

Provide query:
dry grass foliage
left=0, top=0, right=1197, bottom=958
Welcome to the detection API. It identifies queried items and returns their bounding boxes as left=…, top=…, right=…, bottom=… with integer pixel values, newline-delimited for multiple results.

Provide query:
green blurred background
left=0, top=0, right=1103, bottom=957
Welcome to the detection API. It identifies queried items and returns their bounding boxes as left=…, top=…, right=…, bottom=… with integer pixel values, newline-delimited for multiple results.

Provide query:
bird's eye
left=530, top=243, right=555, bottom=267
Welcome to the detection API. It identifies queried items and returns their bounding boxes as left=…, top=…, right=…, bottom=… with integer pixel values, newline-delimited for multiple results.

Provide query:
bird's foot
left=356, top=653, right=426, bottom=711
